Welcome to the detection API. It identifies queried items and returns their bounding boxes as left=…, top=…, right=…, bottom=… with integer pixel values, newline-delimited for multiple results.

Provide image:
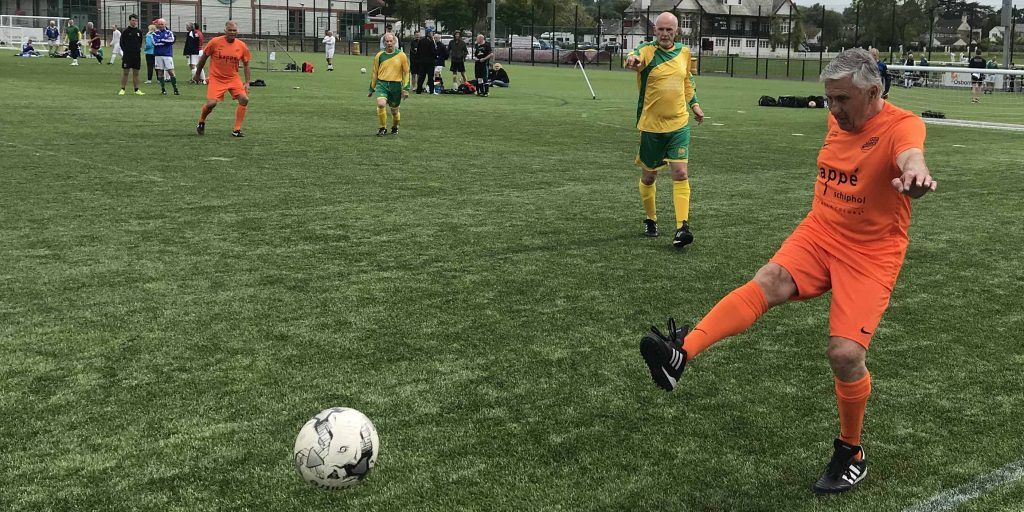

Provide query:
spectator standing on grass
left=432, top=32, right=447, bottom=94
left=473, top=33, right=493, bottom=97
left=144, top=24, right=156, bottom=83
left=490, top=62, right=509, bottom=87
left=323, top=30, right=336, bottom=71
left=968, top=49, right=986, bottom=103
left=86, top=22, right=102, bottom=64
left=184, top=23, right=206, bottom=84
left=448, top=29, right=468, bottom=85
left=65, top=19, right=80, bottom=65
left=108, top=24, right=122, bottom=64
left=117, top=14, right=145, bottom=96
left=45, top=20, right=60, bottom=55
left=152, top=18, right=180, bottom=95
left=409, top=30, right=422, bottom=92
left=901, top=52, right=914, bottom=88
left=869, top=48, right=890, bottom=99
left=415, top=28, right=437, bottom=94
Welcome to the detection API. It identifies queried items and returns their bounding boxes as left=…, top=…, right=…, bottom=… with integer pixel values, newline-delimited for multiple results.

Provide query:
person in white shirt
left=108, top=24, right=122, bottom=64
left=322, top=30, right=336, bottom=71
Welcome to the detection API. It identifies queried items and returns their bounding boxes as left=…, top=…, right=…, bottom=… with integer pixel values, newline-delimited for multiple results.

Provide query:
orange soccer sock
left=683, top=280, right=769, bottom=361
left=234, top=105, right=247, bottom=131
left=199, top=104, right=212, bottom=123
left=835, top=372, right=872, bottom=454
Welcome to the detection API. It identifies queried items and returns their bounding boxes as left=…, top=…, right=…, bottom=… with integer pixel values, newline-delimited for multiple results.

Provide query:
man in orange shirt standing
left=639, top=49, right=938, bottom=494
left=193, top=21, right=252, bottom=137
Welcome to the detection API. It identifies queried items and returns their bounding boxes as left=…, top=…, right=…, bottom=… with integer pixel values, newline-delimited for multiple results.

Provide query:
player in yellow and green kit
left=625, top=12, right=705, bottom=248
left=368, top=33, right=411, bottom=136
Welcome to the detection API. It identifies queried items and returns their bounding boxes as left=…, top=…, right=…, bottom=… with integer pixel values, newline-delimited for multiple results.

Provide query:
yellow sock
left=376, top=106, right=386, bottom=128
left=392, top=111, right=400, bottom=128
left=639, top=180, right=657, bottom=221
left=672, top=179, right=691, bottom=229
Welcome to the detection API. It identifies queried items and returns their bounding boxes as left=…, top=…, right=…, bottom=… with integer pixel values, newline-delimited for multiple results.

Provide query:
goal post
left=0, top=15, right=70, bottom=50
left=885, top=64, right=1024, bottom=131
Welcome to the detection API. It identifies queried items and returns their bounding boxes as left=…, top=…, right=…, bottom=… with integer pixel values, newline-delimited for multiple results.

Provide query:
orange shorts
left=769, top=220, right=905, bottom=349
left=207, top=79, right=246, bottom=101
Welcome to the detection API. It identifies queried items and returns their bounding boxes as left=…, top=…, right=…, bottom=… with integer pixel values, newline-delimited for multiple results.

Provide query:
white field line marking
left=2, top=140, right=165, bottom=182
left=902, top=458, right=1024, bottom=512
left=792, top=133, right=805, bottom=136
left=921, top=118, right=1024, bottom=132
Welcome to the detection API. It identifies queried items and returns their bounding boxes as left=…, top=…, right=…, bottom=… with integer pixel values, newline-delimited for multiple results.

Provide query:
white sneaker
left=71, top=60, right=79, bottom=66
left=144, top=80, right=152, bottom=84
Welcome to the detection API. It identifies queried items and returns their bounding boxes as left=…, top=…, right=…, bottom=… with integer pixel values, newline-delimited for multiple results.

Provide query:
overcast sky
left=795, top=0, right=1013, bottom=12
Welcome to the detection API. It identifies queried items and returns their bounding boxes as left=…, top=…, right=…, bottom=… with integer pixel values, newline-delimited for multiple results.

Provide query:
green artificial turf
left=1, top=51, right=1022, bottom=511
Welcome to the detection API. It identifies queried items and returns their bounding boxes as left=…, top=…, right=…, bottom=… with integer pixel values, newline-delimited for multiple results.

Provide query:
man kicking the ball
left=194, top=21, right=251, bottom=137
left=639, top=48, right=938, bottom=495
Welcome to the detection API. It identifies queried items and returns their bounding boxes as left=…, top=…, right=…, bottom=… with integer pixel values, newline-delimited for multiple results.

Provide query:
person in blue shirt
left=870, top=48, right=890, bottom=99
left=151, top=18, right=179, bottom=95
left=145, top=24, right=156, bottom=83
left=44, top=20, right=60, bottom=55
left=18, top=39, right=40, bottom=56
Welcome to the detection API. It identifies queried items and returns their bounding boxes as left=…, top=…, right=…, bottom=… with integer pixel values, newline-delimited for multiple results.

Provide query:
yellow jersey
left=370, top=48, right=410, bottom=90
left=628, top=42, right=699, bottom=133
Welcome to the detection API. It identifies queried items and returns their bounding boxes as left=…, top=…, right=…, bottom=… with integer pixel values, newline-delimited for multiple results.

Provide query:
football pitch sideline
left=1, top=53, right=1023, bottom=511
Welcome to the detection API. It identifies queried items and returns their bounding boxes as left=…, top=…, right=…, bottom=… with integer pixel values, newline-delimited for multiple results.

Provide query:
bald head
left=384, top=32, right=396, bottom=51
left=225, top=21, right=238, bottom=41
left=654, top=12, right=678, bottom=49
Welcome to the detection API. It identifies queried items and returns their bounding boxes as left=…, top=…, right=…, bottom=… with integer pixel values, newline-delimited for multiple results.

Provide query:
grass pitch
left=1, top=52, right=1023, bottom=512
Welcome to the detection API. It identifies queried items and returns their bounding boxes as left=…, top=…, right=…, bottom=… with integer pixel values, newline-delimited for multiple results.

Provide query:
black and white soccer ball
left=293, top=407, right=379, bottom=490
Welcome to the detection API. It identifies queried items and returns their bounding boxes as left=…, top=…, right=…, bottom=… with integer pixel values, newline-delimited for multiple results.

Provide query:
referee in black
left=118, top=14, right=145, bottom=96
left=473, top=33, right=493, bottom=97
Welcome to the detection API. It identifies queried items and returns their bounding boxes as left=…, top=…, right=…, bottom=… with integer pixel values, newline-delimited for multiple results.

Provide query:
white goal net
left=886, top=63, right=1024, bottom=132
left=0, top=15, right=70, bottom=50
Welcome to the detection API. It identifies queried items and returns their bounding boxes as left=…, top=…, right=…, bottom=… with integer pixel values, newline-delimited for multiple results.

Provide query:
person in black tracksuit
left=473, top=34, right=493, bottom=97
left=415, top=30, right=437, bottom=94
left=432, top=33, right=447, bottom=92
left=118, top=14, right=144, bottom=93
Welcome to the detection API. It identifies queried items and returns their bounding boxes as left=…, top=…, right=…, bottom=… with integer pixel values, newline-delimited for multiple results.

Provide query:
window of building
left=680, top=14, right=691, bottom=29
left=139, top=2, right=160, bottom=25
left=732, top=18, right=743, bottom=30
left=715, top=38, right=725, bottom=46
left=746, top=39, right=755, bottom=47
left=759, top=40, right=769, bottom=48
left=288, top=9, right=304, bottom=36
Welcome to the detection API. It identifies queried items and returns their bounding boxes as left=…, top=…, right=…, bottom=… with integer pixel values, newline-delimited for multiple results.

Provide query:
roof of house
left=624, top=0, right=791, bottom=17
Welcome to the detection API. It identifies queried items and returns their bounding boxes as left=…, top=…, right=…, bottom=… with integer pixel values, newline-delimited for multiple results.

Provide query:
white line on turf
left=2, top=140, right=165, bottom=182
left=792, top=133, right=805, bottom=136
left=902, top=458, right=1024, bottom=512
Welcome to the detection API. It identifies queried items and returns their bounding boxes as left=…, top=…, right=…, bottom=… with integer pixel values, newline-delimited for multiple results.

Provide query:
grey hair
left=820, top=48, right=882, bottom=90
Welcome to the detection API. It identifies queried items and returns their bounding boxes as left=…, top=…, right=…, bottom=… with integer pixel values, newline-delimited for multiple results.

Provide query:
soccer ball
left=360, top=67, right=367, bottom=74
left=808, top=100, right=817, bottom=108
left=293, top=407, right=379, bottom=490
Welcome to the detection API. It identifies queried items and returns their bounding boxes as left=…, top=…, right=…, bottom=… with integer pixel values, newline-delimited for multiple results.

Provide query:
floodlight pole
left=489, top=0, right=495, bottom=49
left=1002, top=0, right=1012, bottom=68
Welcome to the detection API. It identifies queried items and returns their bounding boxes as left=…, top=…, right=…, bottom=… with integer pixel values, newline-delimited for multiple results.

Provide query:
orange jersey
left=203, top=36, right=251, bottom=82
left=810, top=102, right=925, bottom=247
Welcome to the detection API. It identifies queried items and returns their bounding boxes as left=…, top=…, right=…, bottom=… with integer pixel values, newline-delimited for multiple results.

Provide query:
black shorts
left=122, top=51, right=141, bottom=70
left=475, top=61, right=489, bottom=79
left=69, top=42, right=80, bottom=58
left=971, top=73, right=984, bottom=84
left=450, top=59, right=465, bottom=73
